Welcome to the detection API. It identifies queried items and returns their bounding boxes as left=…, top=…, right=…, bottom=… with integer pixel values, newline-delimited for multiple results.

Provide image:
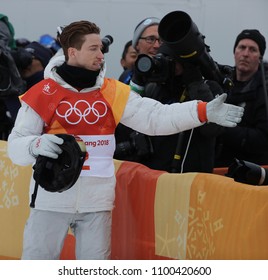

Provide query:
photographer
left=128, top=43, right=224, bottom=173
left=115, top=11, right=228, bottom=173
left=215, top=29, right=268, bottom=167
left=0, top=13, right=25, bottom=139
left=14, top=41, right=54, bottom=90
left=114, top=16, right=161, bottom=161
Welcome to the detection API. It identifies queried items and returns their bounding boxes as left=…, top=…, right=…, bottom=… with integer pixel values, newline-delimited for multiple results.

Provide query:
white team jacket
left=7, top=54, right=203, bottom=213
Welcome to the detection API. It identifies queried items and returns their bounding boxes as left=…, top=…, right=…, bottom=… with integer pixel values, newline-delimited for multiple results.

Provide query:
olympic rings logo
left=56, top=100, right=108, bottom=125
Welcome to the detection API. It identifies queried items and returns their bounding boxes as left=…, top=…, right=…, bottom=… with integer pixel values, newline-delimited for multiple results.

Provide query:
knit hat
left=132, top=17, right=160, bottom=49
left=25, top=41, right=53, bottom=68
left=233, top=29, right=266, bottom=57
left=0, top=13, right=16, bottom=49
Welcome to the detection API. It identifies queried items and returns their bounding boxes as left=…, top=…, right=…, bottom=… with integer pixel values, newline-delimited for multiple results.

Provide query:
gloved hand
left=187, top=81, right=214, bottom=102
left=130, top=66, right=146, bottom=95
left=130, top=131, right=153, bottom=158
left=182, top=63, right=214, bottom=102
left=205, top=80, right=224, bottom=96
left=206, top=93, right=244, bottom=127
left=131, top=62, right=146, bottom=87
left=30, top=134, right=64, bottom=159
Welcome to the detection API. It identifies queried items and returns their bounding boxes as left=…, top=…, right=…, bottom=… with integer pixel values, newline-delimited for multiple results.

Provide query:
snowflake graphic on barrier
left=175, top=189, right=224, bottom=259
left=0, top=151, right=20, bottom=209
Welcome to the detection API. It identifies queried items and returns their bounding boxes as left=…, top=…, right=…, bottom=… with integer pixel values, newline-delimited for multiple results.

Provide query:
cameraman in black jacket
left=129, top=43, right=224, bottom=173
left=114, top=41, right=225, bottom=173
left=215, top=29, right=268, bottom=167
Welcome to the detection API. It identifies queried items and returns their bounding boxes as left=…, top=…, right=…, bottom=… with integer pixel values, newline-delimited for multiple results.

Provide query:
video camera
left=226, top=158, right=268, bottom=186
left=114, top=130, right=154, bottom=160
left=135, top=53, right=175, bottom=83
left=101, top=35, right=113, bottom=54
left=136, top=11, right=233, bottom=90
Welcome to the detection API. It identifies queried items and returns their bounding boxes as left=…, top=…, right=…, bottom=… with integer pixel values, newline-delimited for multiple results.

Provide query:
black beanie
left=233, top=29, right=266, bottom=57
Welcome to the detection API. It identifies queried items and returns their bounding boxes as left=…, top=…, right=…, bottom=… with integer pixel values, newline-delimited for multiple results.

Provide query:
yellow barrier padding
left=0, top=141, right=32, bottom=259
left=114, top=159, right=123, bottom=173
left=0, top=141, right=124, bottom=260
left=155, top=172, right=268, bottom=259
left=155, top=172, right=197, bottom=259
left=190, top=173, right=268, bottom=259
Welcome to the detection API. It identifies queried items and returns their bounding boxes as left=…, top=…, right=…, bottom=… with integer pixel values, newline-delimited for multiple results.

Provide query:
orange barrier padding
left=2, top=139, right=268, bottom=260
left=213, top=167, right=228, bottom=176
left=111, top=161, right=169, bottom=260
left=112, top=163, right=268, bottom=259
left=192, top=173, right=268, bottom=259
left=156, top=173, right=268, bottom=259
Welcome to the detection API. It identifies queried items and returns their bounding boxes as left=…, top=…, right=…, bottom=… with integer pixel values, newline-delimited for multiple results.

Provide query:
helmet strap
left=30, top=181, right=39, bottom=208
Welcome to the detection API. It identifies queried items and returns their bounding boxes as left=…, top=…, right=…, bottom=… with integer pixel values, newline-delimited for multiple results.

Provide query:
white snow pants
left=21, top=209, right=112, bottom=260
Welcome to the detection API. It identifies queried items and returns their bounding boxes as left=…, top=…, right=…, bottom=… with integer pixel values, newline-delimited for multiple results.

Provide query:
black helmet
left=32, top=134, right=86, bottom=193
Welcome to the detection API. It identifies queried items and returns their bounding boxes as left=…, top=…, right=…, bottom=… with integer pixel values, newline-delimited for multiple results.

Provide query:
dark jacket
left=139, top=78, right=222, bottom=173
left=114, top=72, right=223, bottom=173
left=118, top=69, right=133, bottom=85
left=0, top=14, right=24, bottom=137
left=215, top=68, right=268, bottom=167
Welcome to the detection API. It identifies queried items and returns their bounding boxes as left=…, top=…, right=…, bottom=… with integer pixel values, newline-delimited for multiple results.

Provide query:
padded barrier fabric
left=1, top=140, right=268, bottom=259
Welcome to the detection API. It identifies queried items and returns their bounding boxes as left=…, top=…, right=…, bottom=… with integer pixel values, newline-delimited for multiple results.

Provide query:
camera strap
left=179, top=88, right=187, bottom=102
left=170, top=132, right=185, bottom=173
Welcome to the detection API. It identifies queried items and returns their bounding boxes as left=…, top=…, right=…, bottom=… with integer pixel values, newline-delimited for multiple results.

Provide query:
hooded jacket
left=7, top=53, right=203, bottom=213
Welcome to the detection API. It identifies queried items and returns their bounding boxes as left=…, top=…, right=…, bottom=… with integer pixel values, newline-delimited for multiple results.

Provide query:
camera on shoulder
left=135, top=53, right=176, bottom=83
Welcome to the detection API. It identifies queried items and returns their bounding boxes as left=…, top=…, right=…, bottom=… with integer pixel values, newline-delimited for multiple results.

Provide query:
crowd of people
left=0, top=14, right=57, bottom=139
left=1, top=11, right=268, bottom=260
left=114, top=14, right=268, bottom=174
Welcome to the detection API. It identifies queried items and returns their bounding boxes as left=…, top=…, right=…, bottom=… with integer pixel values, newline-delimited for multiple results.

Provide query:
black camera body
left=114, top=131, right=153, bottom=159
left=101, top=35, right=113, bottom=54
left=135, top=53, right=176, bottom=83
left=11, top=48, right=33, bottom=71
left=226, top=158, right=268, bottom=186
left=157, top=11, right=233, bottom=91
